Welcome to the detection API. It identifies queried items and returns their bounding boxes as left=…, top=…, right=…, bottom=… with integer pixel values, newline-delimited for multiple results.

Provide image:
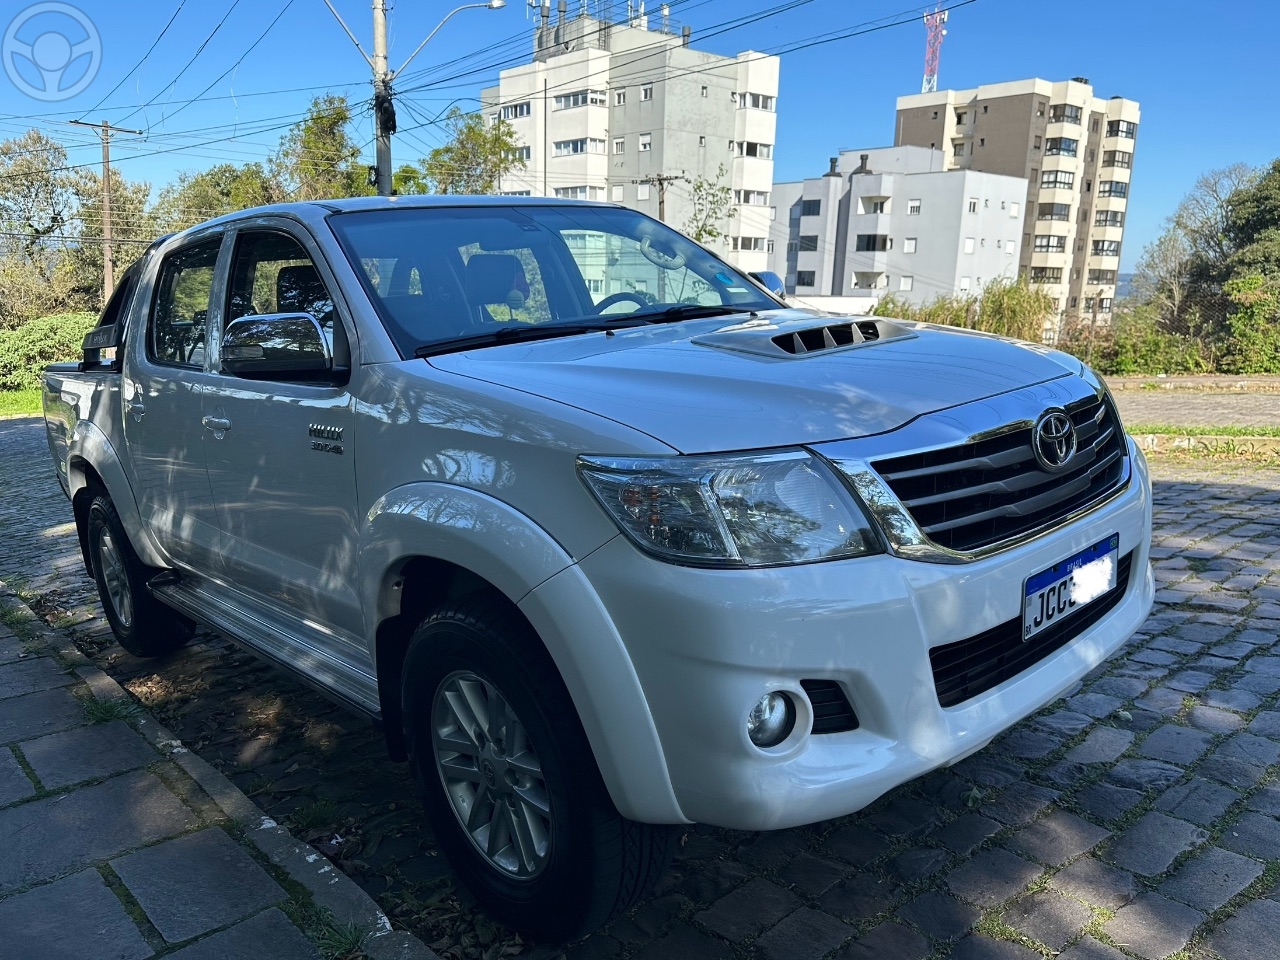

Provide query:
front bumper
left=572, top=439, right=1153, bottom=830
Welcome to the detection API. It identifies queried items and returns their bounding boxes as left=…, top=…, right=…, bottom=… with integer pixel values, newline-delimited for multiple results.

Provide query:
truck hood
left=427, top=311, right=1081, bottom=454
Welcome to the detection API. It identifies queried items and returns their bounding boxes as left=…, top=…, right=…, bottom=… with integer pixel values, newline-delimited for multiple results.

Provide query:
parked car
left=43, top=197, right=1153, bottom=940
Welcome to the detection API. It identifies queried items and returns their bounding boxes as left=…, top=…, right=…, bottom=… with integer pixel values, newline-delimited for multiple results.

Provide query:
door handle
left=201, top=416, right=232, bottom=432
left=126, top=400, right=145, bottom=418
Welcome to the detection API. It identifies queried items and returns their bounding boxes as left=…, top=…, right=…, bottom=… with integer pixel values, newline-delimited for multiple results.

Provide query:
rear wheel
left=87, top=491, right=194, bottom=657
left=402, top=595, right=675, bottom=941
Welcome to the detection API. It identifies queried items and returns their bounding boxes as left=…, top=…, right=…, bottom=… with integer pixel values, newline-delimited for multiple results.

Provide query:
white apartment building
left=768, top=146, right=1027, bottom=304
left=895, top=78, right=1141, bottom=337
left=481, top=4, right=780, bottom=272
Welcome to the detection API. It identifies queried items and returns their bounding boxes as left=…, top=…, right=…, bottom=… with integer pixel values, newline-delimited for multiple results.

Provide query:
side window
left=226, top=231, right=336, bottom=338
left=149, top=240, right=220, bottom=367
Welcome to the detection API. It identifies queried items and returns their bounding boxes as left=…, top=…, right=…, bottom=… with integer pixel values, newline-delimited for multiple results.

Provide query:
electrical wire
left=78, top=1, right=190, bottom=119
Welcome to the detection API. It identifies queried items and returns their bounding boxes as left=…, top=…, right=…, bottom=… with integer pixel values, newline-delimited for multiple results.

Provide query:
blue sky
left=1, top=0, right=1275, bottom=270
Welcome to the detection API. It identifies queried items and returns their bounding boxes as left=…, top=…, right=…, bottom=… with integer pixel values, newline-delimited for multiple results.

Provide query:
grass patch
left=0, top=389, right=41, bottom=418
left=1126, top=423, right=1280, bottom=438
left=84, top=697, right=141, bottom=724
left=283, top=901, right=367, bottom=960
left=292, top=799, right=338, bottom=831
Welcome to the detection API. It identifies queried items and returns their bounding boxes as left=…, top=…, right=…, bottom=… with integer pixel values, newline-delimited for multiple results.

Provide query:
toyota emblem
left=1033, top=410, right=1077, bottom=472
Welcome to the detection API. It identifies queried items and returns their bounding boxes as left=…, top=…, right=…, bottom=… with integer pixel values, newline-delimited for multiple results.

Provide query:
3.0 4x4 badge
left=308, top=423, right=343, bottom=454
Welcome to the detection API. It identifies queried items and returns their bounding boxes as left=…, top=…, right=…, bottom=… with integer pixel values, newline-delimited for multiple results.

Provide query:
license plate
left=1023, top=534, right=1119, bottom=641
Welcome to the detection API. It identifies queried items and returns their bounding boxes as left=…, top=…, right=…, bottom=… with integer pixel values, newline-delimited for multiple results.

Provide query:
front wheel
left=87, top=491, right=194, bottom=657
left=402, top=596, right=675, bottom=941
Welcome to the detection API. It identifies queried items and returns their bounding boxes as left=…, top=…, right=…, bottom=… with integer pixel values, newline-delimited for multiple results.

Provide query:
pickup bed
left=44, top=196, right=1154, bottom=939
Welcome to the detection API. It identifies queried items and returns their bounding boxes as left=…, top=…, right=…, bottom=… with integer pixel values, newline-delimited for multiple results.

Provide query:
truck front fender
left=359, top=482, right=686, bottom=824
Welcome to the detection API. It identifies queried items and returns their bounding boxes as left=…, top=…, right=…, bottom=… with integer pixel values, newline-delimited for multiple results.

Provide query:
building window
left=1103, top=150, right=1133, bottom=169
left=1030, top=266, right=1063, bottom=283
left=1036, top=101, right=1046, bottom=117
left=798, top=235, right=818, bottom=252
left=553, top=138, right=606, bottom=156
left=1099, top=297, right=1113, bottom=312
left=698, top=135, right=706, bottom=147
left=509, top=145, right=531, bottom=161
left=614, top=90, right=626, bottom=106
left=903, top=237, right=917, bottom=254
left=736, top=141, right=773, bottom=158
left=739, top=92, right=775, bottom=110
left=611, top=184, right=623, bottom=202
left=931, top=110, right=938, bottom=119
left=855, top=234, right=889, bottom=252
left=1037, top=202, right=1070, bottom=221
left=553, top=185, right=604, bottom=200
left=613, top=137, right=625, bottom=154
left=701, top=85, right=708, bottom=97
left=900, top=275, right=914, bottom=292
left=907, top=199, right=921, bottom=215
left=501, top=101, right=531, bottom=120
left=963, top=237, right=976, bottom=254
left=1033, top=135, right=1042, bottom=150
left=1010, top=202, right=1020, bottom=218
left=869, top=199, right=886, bottom=214
left=800, top=199, right=821, bottom=217
left=734, top=189, right=770, bottom=205
left=1044, top=137, right=1078, bottom=157
left=553, top=89, right=607, bottom=110
left=955, top=110, right=967, bottom=125
left=1098, top=180, right=1128, bottom=198
left=637, top=183, right=651, bottom=200
left=796, top=270, right=816, bottom=287
left=1033, top=235, right=1067, bottom=253
left=639, top=133, right=652, bottom=151
left=641, top=84, right=653, bottom=101
left=1107, top=119, right=1137, bottom=139
left=1088, top=269, right=1116, bottom=284
left=731, top=237, right=766, bottom=252
left=500, top=190, right=531, bottom=196
left=959, top=276, right=971, bottom=291
left=979, top=138, right=985, bottom=147
left=1040, top=170, right=1076, bottom=190
left=953, top=142, right=965, bottom=158
left=967, top=197, right=978, bottom=213
left=1095, top=210, right=1124, bottom=228
left=1048, top=103, right=1082, bottom=124
left=1092, top=239, right=1121, bottom=257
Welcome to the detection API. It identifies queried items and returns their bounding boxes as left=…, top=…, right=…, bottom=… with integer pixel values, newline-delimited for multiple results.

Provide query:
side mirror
left=750, top=271, right=787, bottom=299
left=221, top=313, right=333, bottom=380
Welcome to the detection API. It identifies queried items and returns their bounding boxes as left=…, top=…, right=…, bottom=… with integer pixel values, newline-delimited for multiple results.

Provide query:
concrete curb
left=1130, top=434, right=1280, bottom=455
left=1106, top=374, right=1280, bottom=393
left=0, top=584, right=438, bottom=960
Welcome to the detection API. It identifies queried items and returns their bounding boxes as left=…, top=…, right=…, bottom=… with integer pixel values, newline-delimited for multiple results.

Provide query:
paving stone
left=887, top=846, right=950, bottom=885
left=1247, top=783, right=1280, bottom=816
left=825, top=823, right=891, bottom=867
left=1188, top=705, right=1245, bottom=733
left=1135, top=686, right=1188, bottom=716
left=1057, top=936, right=1130, bottom=960
left=1137, top=724, right=1215, bottom=765
left=755, top=907, right=850, bottom=960
left=1001, top=890, right=1091, bottom=951
left=1074, top=782, right=1145, bottom=824
left=932, top=814, right=1002, bottom=855
left=1108, top=759, right=1185, bottom=792
left=1207, top=897, right=1280, bottom=960
left=1109, top=813, right=1208, bottom=877
left=819, top=873, right=903, bottom=922
left=1067, top=727, right=1134, bottom=764
left=1168, top=670, right=1216, bottom=693
left=1155, top=780, right=1240, bottom=827
left=20, top=719, right=157, bottom=789
left=1220, top=812, right=1280, bottom=860
left=0, top=746, right=34, bottom=805
left=955, top=754, right=1025, bottom=788
left=1151, top=636, right=1203, bottom=655
left=0, top=687, right=86, bottom=745
left=1217, top=732, right=1280, bottom=768
left=1006, top=809, right=1110, bottom=866
left=1131, top=648, right=1179, bottom=667
left=111, top=828, right=286, bottom=943
left=738, top=830, right=806, bottom=870
left=835, top=921, right=930, bottom=960
left=863, top=795, right=942, bottom=839
left=163, top=908, right=318, bottom=960
left=0, top=868, right=152, bottom=960
left=1105, top=893, right=1204, bottom=960
left=999, top=729, right=1061, bottom=760
left=1209, top=641, right=1257, bottom=660
left=0, top=657, right=70, bottom=700
left=984, top=783, right=1059, bottom=826
left=1159, top=846, right=1264, bottom=912
left=946, top=849, right=1042, bottom=907
left=696, top=878, right=800, bottom=942
left=0, top=770, right=195, bottom=893
left=1199, top=734, right=1280, bottom=788
left=1040, top=760, right=1093, bottom=789
left=1244, top=655, right=1280, bottom=676
left=1067, top=693, right=1124, bottom=719
left=1090, top=676, right=1150, bottom=700
left=1034, top=710, right=1093, bottom=737
left=1247, top=711, right=1280, bottom=738
left=777, top=852, right=849, bottom=898
left=945, top=934, right=1039, bottom=960
left=1237, top=672, right=1280, bottom=696
left=1051, top=857, right=1139, bottom=910
left=897, top=891, right=979, bottom=941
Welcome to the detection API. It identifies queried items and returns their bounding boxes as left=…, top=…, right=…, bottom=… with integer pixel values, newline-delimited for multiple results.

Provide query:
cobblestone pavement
left=3, top=415, right=1280, bottom=960
left=1110, top=391, right=1280, bottom=430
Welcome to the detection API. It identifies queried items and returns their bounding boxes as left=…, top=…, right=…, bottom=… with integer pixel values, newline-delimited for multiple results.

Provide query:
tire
left=402, top=595, right=676, bottom=941
left=86, top=490, right=195, bottom=658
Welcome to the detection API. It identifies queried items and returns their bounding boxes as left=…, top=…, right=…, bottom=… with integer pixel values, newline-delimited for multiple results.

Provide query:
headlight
left=577, top=450, right=882, bottom=567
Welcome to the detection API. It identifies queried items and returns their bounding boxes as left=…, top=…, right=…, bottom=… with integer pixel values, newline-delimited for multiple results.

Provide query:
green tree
left=63, top=168, right=156, bottom=309
left=0, top=130, right=80, bottom=261
left=155, top=162, right=283, bottom=232
left=1221, top=274, right=1280, bottom=373
left=392, top=162, right=431, bottom=196
left=422, top=107, right=525, bottom=195
left=273, top=95, right=371, bottom=201
left=1224, top=158, right=1280, bottom=280
left=681, top=165, right=735, bottom=243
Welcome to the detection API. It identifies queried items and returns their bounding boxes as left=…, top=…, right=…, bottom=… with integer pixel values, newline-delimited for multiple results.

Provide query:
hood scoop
left=693, top=317, right=915, bottom=359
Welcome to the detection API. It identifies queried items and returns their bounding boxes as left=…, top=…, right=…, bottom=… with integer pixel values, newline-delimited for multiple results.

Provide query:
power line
left=79, top=1, right=189, bottom=118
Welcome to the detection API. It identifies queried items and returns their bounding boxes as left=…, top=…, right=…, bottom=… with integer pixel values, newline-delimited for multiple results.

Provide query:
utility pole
left=632, top=173, right=687, bottom=222
left=69, top=119, right=142, bottom=301
left=322, top=0, right=505, bottom=197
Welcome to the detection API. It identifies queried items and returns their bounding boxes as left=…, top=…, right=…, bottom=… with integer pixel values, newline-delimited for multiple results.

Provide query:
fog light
left=747, top=692, right=796, bottom=748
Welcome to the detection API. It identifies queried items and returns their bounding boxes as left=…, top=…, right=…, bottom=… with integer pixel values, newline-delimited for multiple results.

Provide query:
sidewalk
left=0, top=587, right=432, bottom=960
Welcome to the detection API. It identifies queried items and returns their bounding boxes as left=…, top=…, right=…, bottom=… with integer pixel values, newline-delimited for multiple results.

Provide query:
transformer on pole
left=922, top=4, right=948, bottom=94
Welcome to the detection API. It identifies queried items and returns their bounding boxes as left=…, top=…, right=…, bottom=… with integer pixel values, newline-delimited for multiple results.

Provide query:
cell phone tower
left=922, top=4, right=948, bottom=94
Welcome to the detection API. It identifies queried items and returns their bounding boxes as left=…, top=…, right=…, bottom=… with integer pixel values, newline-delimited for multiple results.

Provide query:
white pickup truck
left=43, top=196, right=1153, bottom=939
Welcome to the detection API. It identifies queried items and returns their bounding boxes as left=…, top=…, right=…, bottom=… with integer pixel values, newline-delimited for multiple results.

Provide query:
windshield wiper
left=413, top=319, right=645, bottom=359
left=625, top=304, right=754, bottom=325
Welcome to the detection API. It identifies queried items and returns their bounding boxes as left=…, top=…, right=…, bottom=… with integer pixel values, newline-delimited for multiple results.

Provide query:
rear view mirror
left=750, top=271, right=787, bottom=299
left=221, top=313, right=333, bottom=380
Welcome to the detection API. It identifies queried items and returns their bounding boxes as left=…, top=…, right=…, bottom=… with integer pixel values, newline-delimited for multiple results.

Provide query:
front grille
left=871, top=393, right=1127, bottom=553
left=930, top=551, right=1133, bottom=708
left=801, top=679, right=859, bottom=734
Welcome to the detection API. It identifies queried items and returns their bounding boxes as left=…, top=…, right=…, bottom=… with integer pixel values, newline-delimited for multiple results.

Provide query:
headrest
left=465, top=254, right=528, bottom=311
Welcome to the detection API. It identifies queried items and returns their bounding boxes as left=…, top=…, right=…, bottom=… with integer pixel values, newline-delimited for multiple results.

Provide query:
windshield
left=327, top=204, right=780, bottom=355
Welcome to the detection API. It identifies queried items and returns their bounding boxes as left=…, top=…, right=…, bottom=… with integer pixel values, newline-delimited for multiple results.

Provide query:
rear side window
left=149, top=240, right=221, bottom=367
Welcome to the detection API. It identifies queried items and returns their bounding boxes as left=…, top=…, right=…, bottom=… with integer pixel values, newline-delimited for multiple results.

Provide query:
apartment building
left=481, top=4, right=779, bottom=272
left=895, top=78, right=1141, bottom=337
left=767, top=146, right=1026, bottom=304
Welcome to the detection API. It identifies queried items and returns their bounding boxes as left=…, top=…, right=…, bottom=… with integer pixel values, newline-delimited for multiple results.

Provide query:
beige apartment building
left=895, top=78, right=1140, bottom=338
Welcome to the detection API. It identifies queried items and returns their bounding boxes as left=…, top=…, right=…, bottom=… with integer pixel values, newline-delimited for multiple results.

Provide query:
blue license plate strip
left=1023, top=533, right=1120, bottom=640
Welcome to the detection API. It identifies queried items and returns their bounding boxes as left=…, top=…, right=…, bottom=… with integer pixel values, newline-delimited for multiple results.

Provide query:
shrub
left=1057, top=305, right=1209, bottom=375
left=0, top=312, right=96, bottom=391
left=873, top=277, right=1053, bottom=342
left=1220, top=275, right=1280, bottom=374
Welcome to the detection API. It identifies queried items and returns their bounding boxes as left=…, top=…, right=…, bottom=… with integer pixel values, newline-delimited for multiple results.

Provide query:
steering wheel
left=594, top=291, right=651, bottom=315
